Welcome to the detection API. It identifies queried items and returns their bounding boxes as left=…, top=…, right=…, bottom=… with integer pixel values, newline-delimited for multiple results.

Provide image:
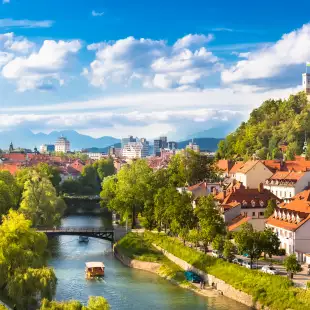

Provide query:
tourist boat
left=79, top=236, right=89, bottom=243
left=85, top=262, right=105, bottom=278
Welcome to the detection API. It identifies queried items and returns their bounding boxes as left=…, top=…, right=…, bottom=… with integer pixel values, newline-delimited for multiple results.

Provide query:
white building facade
left=122, top=141, right=149, bottom=159
left=55, top=137, right=70, bottom=153
left=264, top=171, right=310, bottom=202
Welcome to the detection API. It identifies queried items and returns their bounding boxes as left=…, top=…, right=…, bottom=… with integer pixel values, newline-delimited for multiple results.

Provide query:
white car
left=211, top=250, right=223, bottom=258
left=242, top=261, right=258, bottom=269
left=261, top=265, right=279, bottom=275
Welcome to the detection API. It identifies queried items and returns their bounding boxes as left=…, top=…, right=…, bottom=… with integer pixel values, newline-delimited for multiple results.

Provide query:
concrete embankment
left=113, top=246, right=223, bottom=300
left=152, top=244, right=269, bottom=310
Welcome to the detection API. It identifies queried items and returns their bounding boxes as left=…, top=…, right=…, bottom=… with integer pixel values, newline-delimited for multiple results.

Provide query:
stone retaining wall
left=153, top=244, right=268, bottom=310
left=113, top=247, right=161, bottom=274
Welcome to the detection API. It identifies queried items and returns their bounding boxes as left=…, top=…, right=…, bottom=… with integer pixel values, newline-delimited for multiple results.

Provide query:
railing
left=37, top=226, right=114, bottom=232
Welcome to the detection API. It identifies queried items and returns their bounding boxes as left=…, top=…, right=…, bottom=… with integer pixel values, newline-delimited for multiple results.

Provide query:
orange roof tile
left=0, top=163, right=21, bottom=175
left=266, top=215, right=310, bottom=232
left=216, top=160, right=233, bottom=173
left=237, top=160, right=261, bottom=174
left=2, top=153, right=26, bottom=162
left=229, top=161, right=244, bottom=174
left=228, top=216, right=251, bottom=231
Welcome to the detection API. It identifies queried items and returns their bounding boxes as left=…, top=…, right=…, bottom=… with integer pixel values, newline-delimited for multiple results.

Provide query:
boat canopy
left=85, top=262, right=105, bottom=268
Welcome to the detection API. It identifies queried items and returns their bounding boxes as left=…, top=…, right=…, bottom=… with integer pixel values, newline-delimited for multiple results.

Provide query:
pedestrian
left=202, top=280, right=205, bottom=289
left=200, top=280, right=203, bottom=289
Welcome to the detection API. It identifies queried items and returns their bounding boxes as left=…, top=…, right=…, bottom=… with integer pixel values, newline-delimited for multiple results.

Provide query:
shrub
left=277, top=249, right=286, bottom=256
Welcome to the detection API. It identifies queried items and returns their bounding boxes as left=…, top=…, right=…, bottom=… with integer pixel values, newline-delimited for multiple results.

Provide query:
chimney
left=258, top=182, right=264, bottom=193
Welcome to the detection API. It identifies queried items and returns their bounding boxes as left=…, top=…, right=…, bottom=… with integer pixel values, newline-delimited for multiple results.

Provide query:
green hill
left=216, top=91, right=310, bottom=160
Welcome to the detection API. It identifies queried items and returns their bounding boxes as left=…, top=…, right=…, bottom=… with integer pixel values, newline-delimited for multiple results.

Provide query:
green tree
left=0, top=180, right=15, bottom=217
left=40, top=296, right=110, bottom=310
left=0, top=210, right=56, bottom=308
left=188, top=229, right=200, bottom=248
left=212, top=235, right=225, bottom=253
left=194, top=196, right=226, bottom=251
left=19, top=173, right=66, bottom=227
left=234, top=223, right=263, bottom=268
left=284, top=254, right=302, bottom=279
left=261, top=228, right=280, bottom=258
left=36, top=163, right=62, bottom=189
left=60, top=178, right=82, bottom=195
left=0, top=170, right=20, bottom=207
left=100, top=160, right=153, bottom=228
left=80, top=164, right=100, bottom=194
left=93, top=158, right=115, bottom=181
left=223, top=239, right=236, bottom=262
left=264, top=199, right=277, bottom=218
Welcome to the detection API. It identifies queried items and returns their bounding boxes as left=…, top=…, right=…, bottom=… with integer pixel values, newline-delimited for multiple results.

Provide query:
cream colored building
left=235, top=160, right=273, bottom=189
left=55, top=136, right=70, bottom=153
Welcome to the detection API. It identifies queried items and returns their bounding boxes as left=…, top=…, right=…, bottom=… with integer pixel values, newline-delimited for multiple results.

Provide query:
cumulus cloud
left=1, top=39, right=82, bottom=91
left=222, top=24, right=310, bottom=84
left=91, top=10, right=104, bottom=17
left=173, top=34, right=213, bottom=50
left=0, top=18, right=54, bottom=28
left=85, top=34, right=220, bottom=90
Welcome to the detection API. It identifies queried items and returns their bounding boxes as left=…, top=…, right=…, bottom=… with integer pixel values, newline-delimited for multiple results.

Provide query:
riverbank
left=142, top=231, right=310, bottom=310
left=114, top=232, right=223, bottom=299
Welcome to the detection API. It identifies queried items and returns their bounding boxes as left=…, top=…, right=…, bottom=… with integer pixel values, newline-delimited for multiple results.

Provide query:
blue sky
left=0, top=0, right=310, bottom=140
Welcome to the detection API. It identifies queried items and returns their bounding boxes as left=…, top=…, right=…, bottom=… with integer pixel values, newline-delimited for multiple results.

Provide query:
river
left=48, top=215, right=250, bottom=310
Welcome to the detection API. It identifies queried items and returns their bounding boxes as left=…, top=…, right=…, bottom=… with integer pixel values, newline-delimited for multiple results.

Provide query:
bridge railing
left=37, top=226, right=114, bottom=232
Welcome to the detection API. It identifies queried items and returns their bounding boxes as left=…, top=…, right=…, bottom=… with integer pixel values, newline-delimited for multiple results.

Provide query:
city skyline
left=1, top=0, right=310, bottom=139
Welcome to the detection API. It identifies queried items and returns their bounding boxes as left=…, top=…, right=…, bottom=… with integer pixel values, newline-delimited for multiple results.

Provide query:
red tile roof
left=268, top=170, right=306, bottom=183
left=0, top=163, right=21, bottom=175
left=237, top=160, right=263, bottom=174
left=216, top=160, right=233, bottom=173
left=229, top=161, right=244, bottom=174
left=2, top=153, right=26, bottom=162
left=228, top=216, right=251, bottom=231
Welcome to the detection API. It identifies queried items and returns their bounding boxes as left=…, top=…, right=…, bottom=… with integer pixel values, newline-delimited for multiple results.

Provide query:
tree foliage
left=0, top=210, right=56, bottom=308
left=284, top=254, right=302, bottom=277
left=264, top=199, right=277, bottom=218
left=40, top=296, right=110, bottom=310
left=216, top=92, right=310, bottom=159
left=19, top=172, right=66, bottom=227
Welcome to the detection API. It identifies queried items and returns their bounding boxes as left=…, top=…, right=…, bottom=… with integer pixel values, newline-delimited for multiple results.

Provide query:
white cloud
left=91, top=10, right=104, bottom=17
left=0, top=18, right=54, bottom=28
left=85, top=34, right=219, bottom=89
left=2, top=0, right=10, bottom=4
left=222, top=23, right=310, bottom=84
left=173, top=34, right=213, bottom=50
left=1, top=39, right=82, bottom=91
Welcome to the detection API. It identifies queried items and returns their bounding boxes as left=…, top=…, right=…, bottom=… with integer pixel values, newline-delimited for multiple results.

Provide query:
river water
left=48, top=215, right=249, bottom=310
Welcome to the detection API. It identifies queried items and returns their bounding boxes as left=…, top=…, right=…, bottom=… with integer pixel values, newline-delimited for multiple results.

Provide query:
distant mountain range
left=0, top=129, right=120, bottom=150
left=0, top=128, right=223, bottom=152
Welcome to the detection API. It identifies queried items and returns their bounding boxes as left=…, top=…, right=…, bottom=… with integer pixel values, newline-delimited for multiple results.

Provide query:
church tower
left=9, top=142, right=14, bottom=153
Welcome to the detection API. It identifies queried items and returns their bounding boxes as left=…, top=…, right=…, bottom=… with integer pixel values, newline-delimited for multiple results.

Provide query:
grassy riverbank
left=115, top=232, right=194, bottom=287
left=143, top=231, right=310, bottom=310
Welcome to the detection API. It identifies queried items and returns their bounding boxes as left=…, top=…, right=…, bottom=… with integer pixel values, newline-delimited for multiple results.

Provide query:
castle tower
left=302, top=72, right=310, bottom=95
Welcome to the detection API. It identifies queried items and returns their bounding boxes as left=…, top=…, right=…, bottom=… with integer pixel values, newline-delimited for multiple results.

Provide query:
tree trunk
left=131, top=205, right=136, bottom=229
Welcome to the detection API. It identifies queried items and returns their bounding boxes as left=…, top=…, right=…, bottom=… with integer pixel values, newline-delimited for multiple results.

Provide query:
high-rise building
left=159, top=136, right=168, bottom=148
left=122, top=139, right=149, bottom=159
left=40, top=144, right=55, bottom=153
left=55, top=136, right=70, bottom=153
left=168, top=141, right=178, bottom=150
left=154, top=136, right=168, bottom=156
left=121, top=135, right=136, bottom=148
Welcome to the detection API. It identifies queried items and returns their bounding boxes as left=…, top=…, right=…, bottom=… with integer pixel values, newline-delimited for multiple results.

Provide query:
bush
left=277, top=249, right=286, bottom=256
left=307, top=281, right=310, bottom=289
left=144, top=231, right=310, bottom=310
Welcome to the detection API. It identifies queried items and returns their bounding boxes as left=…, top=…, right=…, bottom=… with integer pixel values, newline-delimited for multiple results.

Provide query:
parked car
left=261, top=265, right=279, bottom=275
left=232, top=258, right=244, bottom=265
left=242, top=261, right=258, bottom=269
left=242, top=253, right=249, bottom=257
left=211, top=250, right=223, bottom=258
left=184, top=271, right=202, bottom=283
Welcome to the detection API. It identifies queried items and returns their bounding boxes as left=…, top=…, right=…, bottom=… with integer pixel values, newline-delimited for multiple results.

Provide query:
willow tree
left=0, top=210, right=56, bottom=308
left=40, top=296, right=110, bottom=310
left=101, top=160, right=153, bottom=228
left=19, top=172, right=66, bottom=227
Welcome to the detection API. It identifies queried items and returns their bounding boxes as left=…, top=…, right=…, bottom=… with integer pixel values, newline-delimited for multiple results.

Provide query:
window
left=276, top=191, right=278, bottom=196
left=284, top=191, right=286, bottom=197
left=289, top=192, right=292, bottom=197
left=259, top=212, right=264, bottom=216
left=252, top=212, right=256, bottom=216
